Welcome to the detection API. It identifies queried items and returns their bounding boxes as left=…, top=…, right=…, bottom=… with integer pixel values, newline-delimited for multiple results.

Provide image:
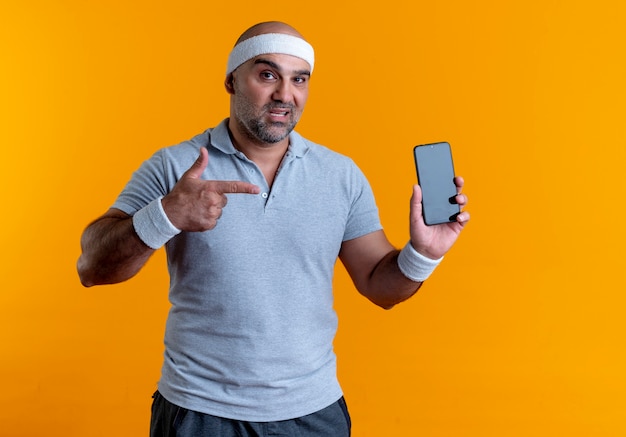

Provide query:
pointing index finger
left=208, top=180, right=261, bottom=195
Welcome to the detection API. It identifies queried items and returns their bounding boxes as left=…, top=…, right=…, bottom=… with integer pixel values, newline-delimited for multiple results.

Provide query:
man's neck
left=227, top=119, right=289, bottom=162
left=227, top=120, right=290, bottom=186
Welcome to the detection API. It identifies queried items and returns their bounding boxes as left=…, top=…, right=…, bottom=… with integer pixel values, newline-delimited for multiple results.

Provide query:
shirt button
left=261, top=192, right=268, bottom=198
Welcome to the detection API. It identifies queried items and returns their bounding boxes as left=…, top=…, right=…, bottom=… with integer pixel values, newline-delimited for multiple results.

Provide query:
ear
left=224, top=73, right=235, bottom=94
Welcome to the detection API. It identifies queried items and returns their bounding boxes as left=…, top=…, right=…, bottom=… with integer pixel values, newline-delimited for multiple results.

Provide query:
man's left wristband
left=397, top=241, right=443, bottom=282
left=132, top=197, right=181, bottom=249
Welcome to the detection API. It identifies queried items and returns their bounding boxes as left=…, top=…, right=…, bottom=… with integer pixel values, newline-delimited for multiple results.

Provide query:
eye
left=260, top=71, right=276, bottom=80
left=293, top=76, right=308, bottom=85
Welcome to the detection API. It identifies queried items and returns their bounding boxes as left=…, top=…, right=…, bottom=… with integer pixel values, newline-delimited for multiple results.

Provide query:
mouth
left=266, top=104, right=294, bottom=118
left=268, top=109, right=290, bottom=118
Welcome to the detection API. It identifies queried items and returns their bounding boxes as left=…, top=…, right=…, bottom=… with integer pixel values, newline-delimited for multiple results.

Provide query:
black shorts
left=150, top=391, right=351, bottom=437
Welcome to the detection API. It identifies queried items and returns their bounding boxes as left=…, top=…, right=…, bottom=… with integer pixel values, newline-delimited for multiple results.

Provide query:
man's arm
left=339, top=230, right=420, bottom=309
left=77, top=209, right=155, bottom=287
left=339, top=179, right=469, bottom=309
left=77, top=148, right=260, bottom=287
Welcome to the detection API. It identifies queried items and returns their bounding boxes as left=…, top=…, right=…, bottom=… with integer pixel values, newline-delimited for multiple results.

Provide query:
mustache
left=264, top=103, right=295, bottom=111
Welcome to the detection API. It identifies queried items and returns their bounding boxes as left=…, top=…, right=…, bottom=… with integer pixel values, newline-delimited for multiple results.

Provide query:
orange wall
left=1, top=1, right=625, bottom=436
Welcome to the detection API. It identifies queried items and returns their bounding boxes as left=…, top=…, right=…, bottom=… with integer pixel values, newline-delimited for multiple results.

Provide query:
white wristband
left=132, top=197, right=181, bottom=249
left=397, top=241, right=443, bottom=282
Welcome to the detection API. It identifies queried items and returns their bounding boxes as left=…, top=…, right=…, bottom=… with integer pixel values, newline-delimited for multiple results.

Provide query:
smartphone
left=413, top=142, right=460, bottom=225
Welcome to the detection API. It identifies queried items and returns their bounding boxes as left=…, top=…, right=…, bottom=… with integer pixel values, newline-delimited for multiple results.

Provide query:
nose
left=271, top=80, right=293, bottom=103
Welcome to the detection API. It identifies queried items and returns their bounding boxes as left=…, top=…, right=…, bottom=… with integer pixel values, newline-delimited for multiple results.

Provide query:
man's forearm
left=77, top=214, right=155, bottom=287
left=361, top=250, right=423, bottom=310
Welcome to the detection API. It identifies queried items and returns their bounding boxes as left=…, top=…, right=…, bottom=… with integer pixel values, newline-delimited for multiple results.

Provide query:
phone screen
left=413, top=142, right=460, bottom=225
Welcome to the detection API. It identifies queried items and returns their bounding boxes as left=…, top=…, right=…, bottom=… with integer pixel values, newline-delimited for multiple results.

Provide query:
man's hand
left=409, top=176, right=470, bottom=260
left=161, top=148, right=260, bottom=231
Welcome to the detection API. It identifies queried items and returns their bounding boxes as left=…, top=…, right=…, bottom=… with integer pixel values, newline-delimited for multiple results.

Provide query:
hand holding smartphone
left=413, top=142, right=460, bottom=225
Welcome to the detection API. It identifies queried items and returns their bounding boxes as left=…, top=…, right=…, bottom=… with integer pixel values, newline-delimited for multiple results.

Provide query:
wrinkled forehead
left=226, top=33, right=315, bottom=76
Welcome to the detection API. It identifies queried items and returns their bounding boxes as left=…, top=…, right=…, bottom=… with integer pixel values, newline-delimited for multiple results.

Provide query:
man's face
left=230, top=53, right=310, bottom=145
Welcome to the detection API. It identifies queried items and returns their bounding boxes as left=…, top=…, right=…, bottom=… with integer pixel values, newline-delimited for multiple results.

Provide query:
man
left=77, top=21, right=469, bottom=437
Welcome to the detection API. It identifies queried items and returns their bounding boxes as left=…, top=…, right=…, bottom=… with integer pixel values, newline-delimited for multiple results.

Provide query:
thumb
left=411, top=184, right=423, bottom=209
left=183, top=147, right=209, bottom=179
left=410, top=184, right=425, bottom=225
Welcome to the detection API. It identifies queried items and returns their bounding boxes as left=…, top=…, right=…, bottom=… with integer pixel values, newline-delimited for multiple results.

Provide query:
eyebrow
left=253, top=58, right=311, bottom=77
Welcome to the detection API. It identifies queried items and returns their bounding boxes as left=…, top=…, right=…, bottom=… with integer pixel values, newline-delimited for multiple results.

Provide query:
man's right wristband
left=132, top=197, right=181, bottom=249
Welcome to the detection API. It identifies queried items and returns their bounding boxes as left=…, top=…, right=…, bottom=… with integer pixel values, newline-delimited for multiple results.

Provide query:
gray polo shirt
left=113, top=119, right=382, bottom=421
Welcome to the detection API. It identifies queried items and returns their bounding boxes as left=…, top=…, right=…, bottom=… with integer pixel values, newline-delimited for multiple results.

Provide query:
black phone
left=413, top=142, right=460, bottom=225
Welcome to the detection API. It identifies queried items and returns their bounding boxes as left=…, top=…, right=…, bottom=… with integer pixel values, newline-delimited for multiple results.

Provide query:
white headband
left=226, top=33, right=315, bottom=75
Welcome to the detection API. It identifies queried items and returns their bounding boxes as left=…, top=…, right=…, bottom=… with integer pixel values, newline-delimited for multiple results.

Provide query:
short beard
left=234, top=96, right=299, bottom=144
left=244, top=117, right=295, bottom=144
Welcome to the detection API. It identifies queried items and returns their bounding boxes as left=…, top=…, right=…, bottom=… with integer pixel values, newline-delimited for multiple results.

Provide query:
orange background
left=1, top=1, right=625, bottom=436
